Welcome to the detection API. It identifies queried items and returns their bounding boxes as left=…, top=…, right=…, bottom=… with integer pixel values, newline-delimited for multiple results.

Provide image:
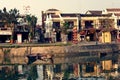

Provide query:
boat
left=26, top=53, right=54, bottom=65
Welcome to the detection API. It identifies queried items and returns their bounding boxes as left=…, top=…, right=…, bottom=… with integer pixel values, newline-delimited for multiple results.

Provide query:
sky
left=0, top=0, right=120, bottom=24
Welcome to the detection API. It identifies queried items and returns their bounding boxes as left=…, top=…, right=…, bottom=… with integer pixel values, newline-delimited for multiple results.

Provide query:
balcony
left=14, top=28, right=29, bottom=32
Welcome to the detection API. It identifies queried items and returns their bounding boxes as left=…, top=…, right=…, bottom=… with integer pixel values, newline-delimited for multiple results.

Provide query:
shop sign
left=0, top=30, right=12, bottom=35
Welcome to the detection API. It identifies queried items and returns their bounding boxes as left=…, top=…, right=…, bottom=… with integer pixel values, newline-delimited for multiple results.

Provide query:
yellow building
left=102, top=31, right=111, bottom=43
left=80, top=10, right=116, bottom=42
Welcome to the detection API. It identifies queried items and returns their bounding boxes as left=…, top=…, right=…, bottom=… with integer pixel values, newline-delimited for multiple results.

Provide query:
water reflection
left=0, top=56, right=116, bottom=80
left=0, top=56, right=54, bottom=65
left=0, top=65, right=41, bottom=80
left=0, top=56, right=27, bottom=64
left=0, top=64, right=107, bottom=80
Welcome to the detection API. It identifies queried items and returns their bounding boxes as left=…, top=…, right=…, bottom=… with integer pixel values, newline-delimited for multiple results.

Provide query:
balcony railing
left=14, top=28, right=29, bottom=32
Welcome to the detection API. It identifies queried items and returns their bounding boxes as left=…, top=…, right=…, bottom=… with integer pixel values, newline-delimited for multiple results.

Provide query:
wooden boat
left=26, top=53, right=54, bottom=65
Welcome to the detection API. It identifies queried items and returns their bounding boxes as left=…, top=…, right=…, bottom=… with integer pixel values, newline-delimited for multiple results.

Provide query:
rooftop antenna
left=23, top=5, right=30, bottom=15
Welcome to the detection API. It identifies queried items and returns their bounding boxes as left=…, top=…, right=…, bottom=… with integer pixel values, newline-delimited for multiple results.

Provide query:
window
left=86, top=63, right=94, bottom=73
left=53, top=64, right=61, bottom=73
left=85, top=21, right=93, bottom=28
left=67, top=21, right=74, bottom=28
left=53, top=22, right=60, bottom=29
left=117, top=19, right=120, bottom=26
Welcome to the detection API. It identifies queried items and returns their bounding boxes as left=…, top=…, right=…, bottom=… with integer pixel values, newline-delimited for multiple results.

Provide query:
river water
left=0, top=56, right=78, bottom=80
left=0, top=56, right=108, bottom=80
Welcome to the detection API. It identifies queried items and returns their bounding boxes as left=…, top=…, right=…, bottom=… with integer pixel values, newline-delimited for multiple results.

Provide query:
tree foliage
left=0, top=7, right=20, bottom=30
left=99, top=18, right=114, bottom=31
left=26, top=15, right=37, bottom=26
left=9, top=8, right=19, bottom=24
left=0, top=7, right=19, bottom=25
left=26, top=14, right=37, bottom=38
left=61, top=22, right=69, bottom=34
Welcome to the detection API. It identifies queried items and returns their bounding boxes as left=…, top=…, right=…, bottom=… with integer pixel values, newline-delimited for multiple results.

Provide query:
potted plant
left=61, top=22, right=69, bottom=44
left=10, top=35, right=13, bottom=43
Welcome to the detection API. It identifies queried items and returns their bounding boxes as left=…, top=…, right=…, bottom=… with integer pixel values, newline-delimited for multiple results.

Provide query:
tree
left=99, top=18, right=114, bottom=31
left=9, top=8, right=19, bottom=24
left=26, top=15, right=37, bottom=40
left=0, top=7, right=20, bottom=43
left=61, top=22, right=69, bottom=34
left=0, top=7, right=19, bottom=28
left=60, top=22, right=69, bottom=43
left=0, top=7, right=19, bottom=25
left=99, top=18, right=114, bottom=43
left=2, top=7, right=9, bottom=25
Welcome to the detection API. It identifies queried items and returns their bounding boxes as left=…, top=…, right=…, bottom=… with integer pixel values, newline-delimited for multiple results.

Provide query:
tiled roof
left=114, top=13, right=120, bottom=16
left=47, top=9, right=59, bottom=11
left=80, top=13, right=112, bottom=17
left=86, top=10, right=102, bottom=15
left=61, top=13, right=78, bottom=17
left=106, top=8, right=120, bottom=12
left=51, top=15, right=60, bottom=18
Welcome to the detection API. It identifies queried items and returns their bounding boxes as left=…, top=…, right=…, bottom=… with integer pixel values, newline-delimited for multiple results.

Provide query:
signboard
left=102, top=32, right=111, bottom=43
left=17, top=34, right=22, bottom=43
left=102, top=60, right=112, bottom=70
left=0, top=30, right=12, bottom=35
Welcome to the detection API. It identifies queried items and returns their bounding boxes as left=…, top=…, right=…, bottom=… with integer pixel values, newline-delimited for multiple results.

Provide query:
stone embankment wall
left=0, top=43, right=119, bottom=57
left=0, top=43, right=119, bottom=64
left=0, top=46, right=66, bottom=57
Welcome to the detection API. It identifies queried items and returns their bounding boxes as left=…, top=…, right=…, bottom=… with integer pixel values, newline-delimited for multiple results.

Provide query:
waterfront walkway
left=0, top=41, right=118, bottom=47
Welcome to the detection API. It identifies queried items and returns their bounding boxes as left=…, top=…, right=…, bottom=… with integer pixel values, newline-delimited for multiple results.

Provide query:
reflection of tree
left=0, top=66, right=18, bottom=80
left=27, top=65, right=38, bottom=80
left=63, top=68, right=71, bottom=80
left=1, top=48, right=11, bottom=63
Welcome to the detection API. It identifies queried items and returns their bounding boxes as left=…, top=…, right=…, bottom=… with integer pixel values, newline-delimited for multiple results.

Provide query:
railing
left=14, top=28, right=29, bottom=32
left=77, top=77, right=105, bottom=80
left=0, top=27, right=11, bottom=30
left=66, top=43, right=119, bottom=53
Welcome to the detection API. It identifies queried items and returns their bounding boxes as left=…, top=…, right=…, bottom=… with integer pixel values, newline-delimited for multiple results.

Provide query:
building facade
left=42, top=8, right=120, bottom=43
left=42, top=9, right=80, bottom=42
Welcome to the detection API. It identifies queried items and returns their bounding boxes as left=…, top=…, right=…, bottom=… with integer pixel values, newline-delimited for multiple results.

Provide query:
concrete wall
left=0, top=46, right=65, bottom=57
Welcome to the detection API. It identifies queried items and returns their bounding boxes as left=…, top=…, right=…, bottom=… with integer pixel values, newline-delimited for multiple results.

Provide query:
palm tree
left=26, top=15, right=37, bottom=42
left=9, top=8, right=19, bottom=42
left=9, top=8, right=19, bottom=24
